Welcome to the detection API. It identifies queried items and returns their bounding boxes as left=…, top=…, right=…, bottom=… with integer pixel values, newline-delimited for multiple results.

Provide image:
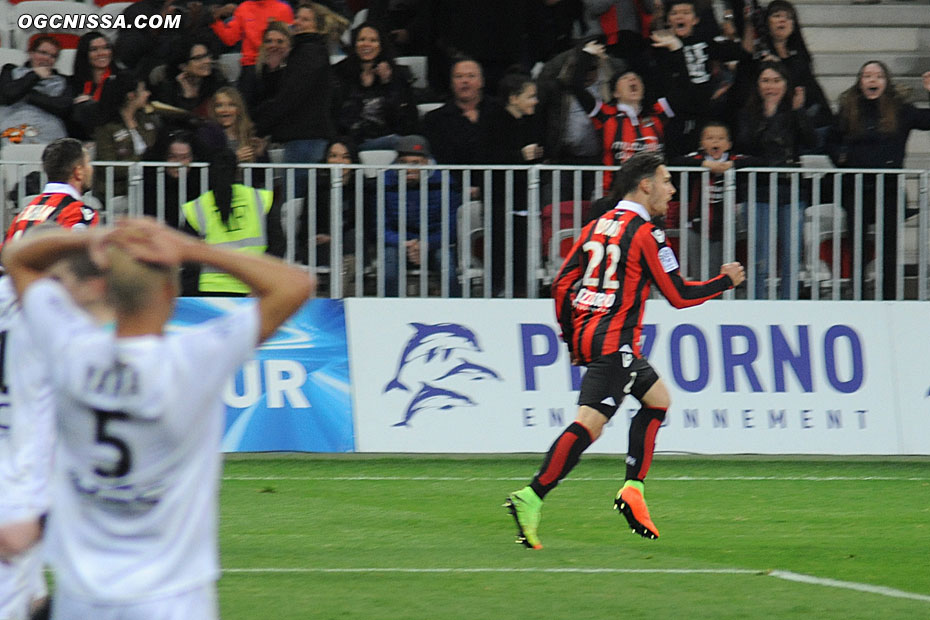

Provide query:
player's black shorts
left=578, top=351, right=659, bottom=419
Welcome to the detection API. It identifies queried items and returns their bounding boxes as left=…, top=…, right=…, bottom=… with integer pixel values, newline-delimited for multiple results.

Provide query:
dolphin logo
left=435, top=360, right=502, bottom=383
left=384, top=323, right=482, bottom=393
left=393, top=383, right=476, bottom=427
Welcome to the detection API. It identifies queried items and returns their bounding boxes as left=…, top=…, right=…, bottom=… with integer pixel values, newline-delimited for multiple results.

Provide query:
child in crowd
left=670, top=121, right=759, bottom=279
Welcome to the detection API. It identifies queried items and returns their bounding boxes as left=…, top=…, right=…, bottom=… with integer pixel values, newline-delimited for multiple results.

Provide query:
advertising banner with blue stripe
left=347, top=298, right=913, bottom=455
left=172, top=298, right=354, bottom=452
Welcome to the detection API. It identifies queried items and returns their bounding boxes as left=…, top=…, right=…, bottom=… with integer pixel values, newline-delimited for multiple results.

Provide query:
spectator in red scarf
left=69, top=32, right=116, bottom=139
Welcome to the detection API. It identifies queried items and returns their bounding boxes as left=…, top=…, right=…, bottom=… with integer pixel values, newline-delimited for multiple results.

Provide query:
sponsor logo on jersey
left=658, top=246, right=679, bottom=273
left=574, top=288, right=617, bottom=313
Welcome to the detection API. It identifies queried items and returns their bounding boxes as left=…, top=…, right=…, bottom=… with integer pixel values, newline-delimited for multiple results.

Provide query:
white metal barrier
left=1, top=160, right=927, bottom=301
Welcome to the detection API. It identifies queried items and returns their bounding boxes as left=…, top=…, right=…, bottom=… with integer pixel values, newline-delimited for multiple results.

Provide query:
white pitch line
left=768, top=571, right=930, bottom=603
left=222, top=475, right=929, bottom=482
left=221, top=567, right=930, bottom=603
left=223, top=567, right=760, bottom=575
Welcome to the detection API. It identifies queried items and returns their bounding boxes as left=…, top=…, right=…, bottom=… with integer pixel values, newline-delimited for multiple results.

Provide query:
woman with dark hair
left=749, top=0, right=832, bottom=138
left=484, top=71, right=544, bottom=296
left=69, top=31, right=115, bottom=138
left=296, top=137, right=361, bottom=288
left=831, top=62, right=930, bottom=299
left=93, top=72, right=161, bottom=203
left=736, top=60, right=816, bottom=299
left=332, top=21, right=418, bottom=150
left=181, top=147, right=285, bottom=295
left=153, top=39, right=227, bottom=118
left=239, top=21, right=293, bottom=114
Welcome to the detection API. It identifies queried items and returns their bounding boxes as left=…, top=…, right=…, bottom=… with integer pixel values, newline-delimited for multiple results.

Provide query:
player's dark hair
left=208, top=148, right=238, bottom=229
left=701, top=120, right=731, bottom=139
left=97, top=70, right=144, bottom=124
left=498, top=71, right=534, bottom=102
left=29, top=34, right=61, bottom=54
left=616, top=152, right=666, bottom=198
left=42, top=138, right=86, bottom=184
left=450, top=55, right=482, bottom=80
left=664, top=0, right=696, bottom=11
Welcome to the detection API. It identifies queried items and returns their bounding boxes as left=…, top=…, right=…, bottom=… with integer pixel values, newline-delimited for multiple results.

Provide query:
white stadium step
left=796, top=4, right=930, bottom=27
left=812, top=52, right=930, bottom=77
left=804, top=26, right=923, bottom=53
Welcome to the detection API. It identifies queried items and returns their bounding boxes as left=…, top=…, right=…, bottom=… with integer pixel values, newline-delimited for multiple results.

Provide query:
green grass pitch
left=218, top=455, right=930, bottom=619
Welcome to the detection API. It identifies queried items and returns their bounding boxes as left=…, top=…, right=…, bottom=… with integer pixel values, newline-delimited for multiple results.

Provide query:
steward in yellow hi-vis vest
left=182, top=183, right=274, bottom=294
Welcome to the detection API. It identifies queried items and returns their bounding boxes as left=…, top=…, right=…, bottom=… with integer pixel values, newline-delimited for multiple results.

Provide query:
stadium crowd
left=0, top=0, right=928, bottom=298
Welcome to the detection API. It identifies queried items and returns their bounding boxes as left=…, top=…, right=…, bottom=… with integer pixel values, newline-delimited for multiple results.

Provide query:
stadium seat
left=416, top=103, right=443, bottom=119
left=341, top=7, right=367, bottom=46
left=55, top=47, right=76, bottom=74
left=457, top=201, right=484, bottom=291
left=358, top=149, right=396, bottom=179
left=395, top=55, right=427, bottom=89
left=541, top=201, right=590, bottom=281
left=28, top=32, right=81, bottom=50
left=0, top=4, right=11, bottom=48
left=1, top=142, right=45, bottom=214
left=98, top=2, right=133, bottom=38
left=218, top=52, right=241, bottom=83
left=0, top=47, right=27, bottom=69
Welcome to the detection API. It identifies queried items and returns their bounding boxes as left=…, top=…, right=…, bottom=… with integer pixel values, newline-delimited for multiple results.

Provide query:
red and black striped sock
left=529, top=422, right=593, bottom=499
left=625, top=407, right=667, bottom=482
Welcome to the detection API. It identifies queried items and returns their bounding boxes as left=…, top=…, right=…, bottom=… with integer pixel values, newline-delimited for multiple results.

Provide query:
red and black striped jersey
left=592, top=100, right=672, bottom=188
left=552, top=200, right=733, bottom=365
left=4, top=191, right=98, bottom=244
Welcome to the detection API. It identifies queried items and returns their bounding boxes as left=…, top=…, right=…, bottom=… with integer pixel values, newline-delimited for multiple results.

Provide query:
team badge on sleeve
left=657, top=246, right=679, bottom=273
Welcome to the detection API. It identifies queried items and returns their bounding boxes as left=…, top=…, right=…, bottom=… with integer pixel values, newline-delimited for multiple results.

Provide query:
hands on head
left=92, top=217, right=192, bottom=270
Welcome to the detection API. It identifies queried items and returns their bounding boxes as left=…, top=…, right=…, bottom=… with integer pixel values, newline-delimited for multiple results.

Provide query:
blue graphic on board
left=172, top=298, right=354, bottom=452
left=385, top=322, right=502, bottom=426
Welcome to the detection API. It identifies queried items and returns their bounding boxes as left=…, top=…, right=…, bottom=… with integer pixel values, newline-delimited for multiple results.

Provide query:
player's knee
left=641, top=379, right=671, bottom=411
left=576, top=406, right=607, bottom=441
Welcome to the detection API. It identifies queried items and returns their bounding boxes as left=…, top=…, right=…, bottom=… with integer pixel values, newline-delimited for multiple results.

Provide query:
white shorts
left=0, top=544, right=47, bottom=620
left=51, top=583, right=218, bottom=620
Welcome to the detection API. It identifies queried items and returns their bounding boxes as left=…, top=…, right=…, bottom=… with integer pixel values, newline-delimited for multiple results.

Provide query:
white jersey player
left=0, top=277, right=49, bottom=620
left=0, top=253, right=109, bottom=620
left=2, top=219, right=313, bottom=619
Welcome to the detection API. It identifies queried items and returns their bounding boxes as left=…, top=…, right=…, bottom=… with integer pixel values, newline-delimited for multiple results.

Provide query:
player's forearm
left=1, top=228, right=99, bottom=297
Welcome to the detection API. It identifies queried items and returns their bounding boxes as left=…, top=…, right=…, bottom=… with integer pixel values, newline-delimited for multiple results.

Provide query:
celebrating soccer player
left=506, top=152, right=745, bottom=549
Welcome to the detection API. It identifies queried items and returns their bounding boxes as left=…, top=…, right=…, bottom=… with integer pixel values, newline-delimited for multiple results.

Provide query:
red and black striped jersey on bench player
left=4, top=192, right=98, bottom=243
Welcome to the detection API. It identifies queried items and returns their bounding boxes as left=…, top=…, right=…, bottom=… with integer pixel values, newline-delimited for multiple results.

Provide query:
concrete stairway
left=797, top=1, right=930, bottom=169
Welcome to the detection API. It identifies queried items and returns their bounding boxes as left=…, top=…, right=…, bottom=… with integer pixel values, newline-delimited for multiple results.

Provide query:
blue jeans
left=384, top=243, right=461, bottom=297
left=283, top=139, right=328, bottom=197
left=748, top=200, right=806, bottom=299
